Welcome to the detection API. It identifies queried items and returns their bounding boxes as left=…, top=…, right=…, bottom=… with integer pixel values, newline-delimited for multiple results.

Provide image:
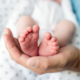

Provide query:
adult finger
left=4, top=28, right=13, bottom=38
left=26, top=50, right=69, bottom=70
left=3, top=33, right=30, bottom=68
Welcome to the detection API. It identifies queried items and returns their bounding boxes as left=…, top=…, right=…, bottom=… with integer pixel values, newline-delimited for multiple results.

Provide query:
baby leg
left=53, top=20, right=75, bottom=47
left=39, top=20, right=75, bottom=56
left=17, top=15, right=39, bottom=56
left=39, top=32, right=59, bottom=56
left=17, top=15, right=37, bottom=37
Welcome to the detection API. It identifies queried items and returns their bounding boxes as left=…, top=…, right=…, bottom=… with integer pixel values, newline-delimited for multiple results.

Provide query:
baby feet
left=19, top=25, right=59, bottom=57
left=19, top=25, right=39, bottom=57
left=39, top=32, right=59, bottom=56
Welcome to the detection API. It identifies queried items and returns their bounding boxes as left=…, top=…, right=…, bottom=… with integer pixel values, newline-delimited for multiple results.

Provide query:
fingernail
left=27, top=60, right=38, bottom=68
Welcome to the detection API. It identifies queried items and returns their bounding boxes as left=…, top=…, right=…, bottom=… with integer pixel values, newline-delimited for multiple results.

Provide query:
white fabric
left=0, top=0, right=80, bottom=80
left=61, top=0, right=79, bottom=28
left=32, top=0, right=64, bottom=30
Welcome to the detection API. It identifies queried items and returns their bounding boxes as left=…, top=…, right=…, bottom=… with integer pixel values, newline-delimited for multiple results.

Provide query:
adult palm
left=3, top=28, right=80, bottom=74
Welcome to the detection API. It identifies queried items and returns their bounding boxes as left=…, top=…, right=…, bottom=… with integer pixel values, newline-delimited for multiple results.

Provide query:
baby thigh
left=17, top=15, right=37, bottom=37
left=53, top=20, right=75, bottom=47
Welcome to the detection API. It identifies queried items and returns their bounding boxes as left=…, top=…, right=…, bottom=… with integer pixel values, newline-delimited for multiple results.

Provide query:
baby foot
left=39, top=32, right=59, bottom=56
left=19, top=25, right=39, bottom=57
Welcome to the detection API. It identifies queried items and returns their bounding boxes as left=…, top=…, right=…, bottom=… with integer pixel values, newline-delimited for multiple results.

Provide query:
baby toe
left=44, top=32, right=51, bottom=40
left=19, top=38, right=25, bottom=43
left=52, top=42, right=58, bottom=46
left=23, top=29, right=28, bottom=34
left=27, top=27, right=32, bottom=32
left=53, top=46, right=59, bottom=51
left=51, top=49, right=58, bottom=55
left=20, top=33, right=26, bottom=38
left=51, top=37, right=57, bottom=42
left=33, top=25, right=39, bottom=33
left=42, top=32, right=51, bottom=44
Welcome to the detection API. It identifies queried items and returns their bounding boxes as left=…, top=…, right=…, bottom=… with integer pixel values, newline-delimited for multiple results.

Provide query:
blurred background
left=0, top=0, right=18, bottom=36
left=71, top=0, right=80, bottom=25
left=0, top=0, right=34, bottom=37
left=0, top=0, right=80, bottom=38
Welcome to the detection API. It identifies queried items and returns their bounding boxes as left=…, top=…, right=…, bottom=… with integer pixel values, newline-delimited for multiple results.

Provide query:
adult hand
left=3, top=28, right=80, bottom=74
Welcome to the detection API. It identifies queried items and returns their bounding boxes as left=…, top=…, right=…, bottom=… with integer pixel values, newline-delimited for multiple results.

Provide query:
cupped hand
left=3, top=28, right=80, bottom=74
